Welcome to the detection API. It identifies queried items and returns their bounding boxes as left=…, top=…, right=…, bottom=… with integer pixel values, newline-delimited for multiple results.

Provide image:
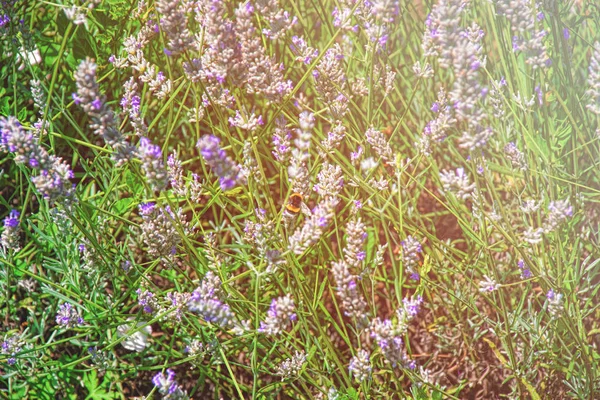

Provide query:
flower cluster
left=343, top=217, right=367, bottom=268
left=188, top=271, right=236, bottom=329
left=544, top=199, right=573, bottom=233
left=439, top=167, right=475, bottom=200
left=289, top=198, right=336, bottom=255
left=504, top=142, right=528, bottom=171
left=155, top=0, right=194, bottom=55
left=365, top=127, right=394, bottom=163
left=401, top=236, right=422, bottom=280
left=73, top=58, right=135, bottom=165
left=244, top=208, right=283, bottom=273
left=234, top=3, right=293, bottom=102
left=517, top=259, right=532, bottom=279
left=196, top=135, right=245, bottom=191
left=139, top=203, right=186, bottom=260
left=55, top=303, right=84, bottom=328
left=152, top=369, right=189, bottom=400
left=276, top=350, right=306, bottom=380
left=331, top=260, right=368, bottom=321
left=349, top=349, right=371, bottom=383
left=368, top=295, right=423, bottom=368
left=111, top=25, right=172, bottom=99
left=478, top=275, right=500, bottom=293
left=272, top=116, right=293, bottom=164
left=137, top=288, right=159, bottom=314
left=496, top=0, right=549, bottom=69
left=1, top=333, right=23, bottom=366
left=288, top=111, right=315, bottom=182
left=137, top=137, right=168, bottom=192
left=1, top=210, right=21, bottom=252
left=167, top=152, right=204, bottom=201
left=120, top=77, right=146, bottom=136
left=259, top=294, right=297, bottom=335
left=0, top=116, right=75, bottom=204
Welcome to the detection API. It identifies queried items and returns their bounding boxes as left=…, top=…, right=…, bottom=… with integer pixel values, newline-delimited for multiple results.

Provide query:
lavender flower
left=256, top=0, right=297, bottom=40
left=422, top=88, right=455, bottom=143
left=196, top=135, right=244, bottom=191
left=0, top=117, right=75, bottom=204
left=377, top=336, right=413, bottom=368
left=291, top=112, right=314, bottom=166
left=439, top=167, right=475, bottom=200
left=165, top=292, right=191, bottom=322
left=289, top=198, right=336, bottom=254
left=259, top=294, right=297, bottom=335
left=1, top=333, right=22, bottom=366
left=55, top=303, right=84, bottom=328
left=152, top=369, right=189, bottom=400
left=1, top=210, right=21, bottom=251
left=401, top=236, right=422, bottom=280
left=137, top=288, right=158, bottom=314
left=523, top=227, right=544, bottom=244
left=30, top=79, right=46, bottom=114
left=121, top=77, right=146, bottom=136
left=314, top=163, right=344, bottom=200
left=365, top=127, right=393, bottom=163
left=478, top=275, right=500, bottom=293
left=544, top=199, right=573, bottom=232
left=188, top=272, right=236, bottom=329
left=291, top=36, right=318, bottom=64
left=228, top=110, right=264, bottom=132
left=140, top=203, right=182, bottom=258
left=276, top=351, right=306, bottom=380
left=74, top=58, right=135, bottom=165
left=272, top=116, right=293, bottom=164
left=349, top=349, right=371, bottom=383
left=344, top=218, right=367, bottom=268
left=546, top=289, right=564, bottom=318
left=331, top=260, right=368, bottom=321
left=313, top=45, right=347, bottom=105
left=0, top=116, right=51, bottom=169
left=137, top=137, right=168, bottom=191
left=320, top=122, right=346, bottom=157
left=586, top=43, right=600, bottom=115
left=234, top=3, right=293, bottom=102
left=517, top=259, right=532, bottom=279
left=496, top=0, right=549, bottom=69
left=155, top=0, right=194, bottom=55
left=504, top=142, right=528, bottom=171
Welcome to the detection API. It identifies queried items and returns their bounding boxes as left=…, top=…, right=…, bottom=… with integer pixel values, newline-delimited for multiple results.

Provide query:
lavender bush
left=1, top=0, right=600, bottom=398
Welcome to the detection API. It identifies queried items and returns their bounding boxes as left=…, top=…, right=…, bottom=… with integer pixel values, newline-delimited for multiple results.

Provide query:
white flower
left=15, top=47, right=42, bottom=71
left=117, top=321, right=152, bottom=352
left=478, top=275, right=500, bottom=293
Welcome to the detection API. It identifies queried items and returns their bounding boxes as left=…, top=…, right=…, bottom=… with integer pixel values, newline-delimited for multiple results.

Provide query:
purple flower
left=563, top=28, right=570, bottom=40
left=0, top=14, right=10, bottom=27
left=3, top=210, right=19, bottom=229
left=56, top=303, right=84, bottom=328
left=196, top=135, right=244, bottom=191
left=139, top=202, right=156, bottom=215
left=153, top=369, right=187, bottom=398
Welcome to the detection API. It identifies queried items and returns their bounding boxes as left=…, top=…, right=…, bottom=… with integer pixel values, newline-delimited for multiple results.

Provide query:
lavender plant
left=3, top=0, right=600, bottom=398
